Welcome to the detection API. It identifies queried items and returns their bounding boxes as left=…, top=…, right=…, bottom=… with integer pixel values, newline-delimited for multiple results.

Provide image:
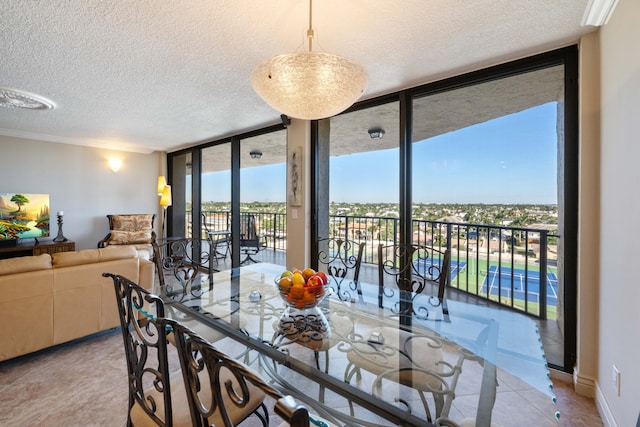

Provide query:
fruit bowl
left=275, top=268, right=329, bottom=310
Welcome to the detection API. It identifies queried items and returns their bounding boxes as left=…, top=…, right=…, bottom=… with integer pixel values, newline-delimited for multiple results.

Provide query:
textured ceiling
left=0, top=0, right=595, bottom=154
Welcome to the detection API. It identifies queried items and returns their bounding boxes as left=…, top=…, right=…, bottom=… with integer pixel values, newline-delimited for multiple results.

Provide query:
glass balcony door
left=239, top=129, right=287, bottom=267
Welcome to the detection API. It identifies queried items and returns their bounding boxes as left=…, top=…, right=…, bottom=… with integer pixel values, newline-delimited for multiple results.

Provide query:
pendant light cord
left=307, top=0, right=314, bottom=52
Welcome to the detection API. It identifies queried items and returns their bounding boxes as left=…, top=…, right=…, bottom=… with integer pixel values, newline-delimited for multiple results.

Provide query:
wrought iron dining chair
left=156, top=317, right=311, bottom=427
left=343, top=326, right=463, bottom=423
left=342, top=244, right=461, bottom=422
left=377, top=243, right=452, bottom=309
left=316, top=237, right=365, bottom=300
left=239, top=213, right=266, bottom=264
left=105, top=273, right=273, bottom=427
left=305, top=237, right=364, bottom=398
left=104, top=272, right=179, bottom=426
left=151, top=238, right=245, bottom=346
left=152, top=237, right=214, bottom=293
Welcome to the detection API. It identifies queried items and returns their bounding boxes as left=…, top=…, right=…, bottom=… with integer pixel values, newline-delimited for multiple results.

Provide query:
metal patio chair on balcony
left=202, top=211, right=231, bottom=263
left=239, top=213, right=266, bottom=264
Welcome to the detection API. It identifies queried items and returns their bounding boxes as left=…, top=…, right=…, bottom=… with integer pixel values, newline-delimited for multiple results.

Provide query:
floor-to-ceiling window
left=313, top=101, right=400, bottom=269
left=168, top=124, right=287, bottom=271
left=410, top=63, right=572, bottom=369
left=168, top=152, right=192, bottom=238
left=169, top=47, right=577, bottom=372
left=201, top=142, right=232, bottom=235
left=312, top=47, right=577, bottom=372
left=239, top=129, right=287, bottom=266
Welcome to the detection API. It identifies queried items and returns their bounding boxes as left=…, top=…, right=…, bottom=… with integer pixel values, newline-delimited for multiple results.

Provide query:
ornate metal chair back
left=156, top=318, right=310, bottom=427
left=152, top=238, right=212, bottom=291
left=103, top=273, right=172, bottom=426
left=377, top=243, right=451, bottom=299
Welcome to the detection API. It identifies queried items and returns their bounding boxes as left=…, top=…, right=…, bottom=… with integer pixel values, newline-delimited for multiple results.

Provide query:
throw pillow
left=111, top=214, right=153, bottom=232
left=108, top=230, right=153, bottom=245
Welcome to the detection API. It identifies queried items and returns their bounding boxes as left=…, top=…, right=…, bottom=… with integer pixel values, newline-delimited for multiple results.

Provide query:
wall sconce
left=368, top=128, right=385, bottom=140
left=250, top=150, right=263, bottom=159
left=157, top=176, right=167, bottom=196
left=108, top=158, right=122, bottom=172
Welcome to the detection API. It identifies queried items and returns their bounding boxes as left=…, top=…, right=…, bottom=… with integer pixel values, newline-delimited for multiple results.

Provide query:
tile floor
left=0, top=326, right=602, bottom=426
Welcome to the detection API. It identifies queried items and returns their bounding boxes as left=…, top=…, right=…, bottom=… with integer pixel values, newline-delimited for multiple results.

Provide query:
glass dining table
left=158, top=262, right=560, bottom=427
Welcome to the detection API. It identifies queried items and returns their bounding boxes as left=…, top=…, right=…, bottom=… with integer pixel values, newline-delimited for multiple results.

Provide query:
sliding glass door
left=201, top=143, right=232, bottom=236
left=315, top=101, right=400, bottom=280
left=312, top=47, right=577, bottom=372
left=410, top=64, right=571, bottom=369
left=239, top=129, right=287, bottom=266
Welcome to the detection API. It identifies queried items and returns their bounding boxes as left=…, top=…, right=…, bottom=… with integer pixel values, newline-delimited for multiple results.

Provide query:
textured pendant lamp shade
left=251, top=0, right=368, bottom=120
left=251, top=52, right=368, bottom=120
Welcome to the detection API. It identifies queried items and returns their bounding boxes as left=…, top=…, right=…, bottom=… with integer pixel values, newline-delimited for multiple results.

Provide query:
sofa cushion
left=0, top=253, right=52, bottom=276
left=99, top=245, right=138, bottom=261
left=130, top=243, right=154, bottom=261
left=51, top=246, right=136, bottom=268
left=108, top=229, right=153, bottom=245
left=111, top=214, right=154, bottom=232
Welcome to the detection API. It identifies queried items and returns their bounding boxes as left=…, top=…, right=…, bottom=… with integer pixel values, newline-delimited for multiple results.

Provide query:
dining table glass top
left=158, top=262, right=561, bottom=427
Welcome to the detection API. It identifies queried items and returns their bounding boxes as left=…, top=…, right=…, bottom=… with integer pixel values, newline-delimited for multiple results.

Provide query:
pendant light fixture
left=251, top=0, right=368, bottom=120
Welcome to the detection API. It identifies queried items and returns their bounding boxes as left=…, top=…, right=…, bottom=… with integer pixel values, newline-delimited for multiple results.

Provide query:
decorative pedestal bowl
left=275, top=276, right=328, bottom=311
left=274, top=276, right=331, bottom=350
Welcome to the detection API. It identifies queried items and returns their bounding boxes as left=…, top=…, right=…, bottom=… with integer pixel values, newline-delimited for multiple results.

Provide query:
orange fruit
left=278, top=275, right=292, bottom=287
left=288, top=285, right=304, bottom=302
left=303, top=291, right=316, bottom=304
left=278, top=277, right=291, bottom=293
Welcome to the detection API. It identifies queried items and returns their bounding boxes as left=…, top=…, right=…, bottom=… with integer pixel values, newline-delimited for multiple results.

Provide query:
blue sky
left=202, top=102, right=558, bottom=204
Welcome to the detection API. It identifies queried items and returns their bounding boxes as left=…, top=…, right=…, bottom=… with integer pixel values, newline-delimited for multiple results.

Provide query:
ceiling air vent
left=0, top=87, right=55, bottom=110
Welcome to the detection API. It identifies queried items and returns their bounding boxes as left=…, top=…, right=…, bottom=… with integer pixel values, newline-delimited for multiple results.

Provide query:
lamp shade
left=160, top=185, right=172, bottom=207
left=157, top=176, right=167, bottom=196
left=251, top=51, right=368, bottom=120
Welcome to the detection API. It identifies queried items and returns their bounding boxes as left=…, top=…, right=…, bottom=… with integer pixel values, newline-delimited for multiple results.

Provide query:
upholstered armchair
left=97, top=214, right=156, bottom=260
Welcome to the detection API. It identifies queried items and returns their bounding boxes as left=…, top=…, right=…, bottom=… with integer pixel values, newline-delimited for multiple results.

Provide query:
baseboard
left=596, top=382, right=617, bottom=427
left=550, top=368, right=573, bottom=383
left=573, top=368, right=597, bottom=397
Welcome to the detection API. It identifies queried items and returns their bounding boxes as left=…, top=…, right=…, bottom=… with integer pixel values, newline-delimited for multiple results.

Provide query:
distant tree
left=10, top=194, right=29, bottom=212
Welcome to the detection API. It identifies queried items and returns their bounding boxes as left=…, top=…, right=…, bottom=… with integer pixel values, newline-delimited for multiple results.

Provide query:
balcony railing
left=196, top=210, right=558, bottom=320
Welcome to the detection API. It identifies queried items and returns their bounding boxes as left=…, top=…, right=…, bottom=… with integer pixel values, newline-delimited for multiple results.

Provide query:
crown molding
left=581, top=0, right=619, bottom=26
left=0, top=127, right=160, bottom=154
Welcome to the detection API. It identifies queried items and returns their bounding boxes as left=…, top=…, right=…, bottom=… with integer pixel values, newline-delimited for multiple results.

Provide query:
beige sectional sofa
left=0, top=245, right=154, bottom=362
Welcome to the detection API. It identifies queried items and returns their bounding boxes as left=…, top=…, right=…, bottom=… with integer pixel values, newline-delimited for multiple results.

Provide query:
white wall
left=597, top=0, right=640, bottom=425
left=0, top=136, right=161, bottom=250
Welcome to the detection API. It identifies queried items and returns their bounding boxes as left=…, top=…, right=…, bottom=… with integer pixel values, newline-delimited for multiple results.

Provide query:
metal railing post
left=539, top=230, right=548, bottom=320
